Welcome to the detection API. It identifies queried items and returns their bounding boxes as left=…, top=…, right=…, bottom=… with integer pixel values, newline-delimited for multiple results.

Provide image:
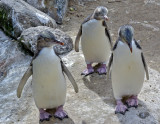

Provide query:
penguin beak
left=53, top=40, right=64, bottom=45
left=104, top=15, right=109, bottom=21
left=127, top=42, right=132, bottom=53
left=130, top=46, right=132, bottom=53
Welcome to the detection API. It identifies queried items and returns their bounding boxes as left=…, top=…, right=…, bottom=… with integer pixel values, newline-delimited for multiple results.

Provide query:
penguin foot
left=54, top=105, right=68, bottom=120
left=115, top=104, right=128, bottom=115
left=126, top=95, right=138, bottom=108
left=39, top=109, right=52, bottom=122
left=115, top=100, right=128, bottom=115
left=97, top=64, right=106, bottom=75
left=81, top=68, right=94, bottom=76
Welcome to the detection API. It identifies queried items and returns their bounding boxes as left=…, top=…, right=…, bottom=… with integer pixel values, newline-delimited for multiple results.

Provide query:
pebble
left=138, top=112, right=150, bottom=119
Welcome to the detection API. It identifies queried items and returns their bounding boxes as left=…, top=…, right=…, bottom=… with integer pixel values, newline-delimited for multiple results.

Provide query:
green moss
left=0, top=6, right=14, bottom=37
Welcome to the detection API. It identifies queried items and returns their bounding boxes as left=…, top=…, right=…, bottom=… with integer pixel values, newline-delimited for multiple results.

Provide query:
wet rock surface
left=19, top=26, right=73, bottom=55
left=0, top=0, right=57, bottom=38
left=24, top=0, right=68, bottom=24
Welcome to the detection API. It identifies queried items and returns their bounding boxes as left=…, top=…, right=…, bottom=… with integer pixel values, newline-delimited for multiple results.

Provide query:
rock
left=0, top=29, right=34, bottom=123
left=139, top=112, right=150, bottom=119
left=0, top=29, right=32, bottom=82
left=19, top=26, right=73, bottom=55
left=23, top=0, right=68, bottom=24
left=77, top=0, right=97, bottom=6
left=0, top=0, right=57, bottom=38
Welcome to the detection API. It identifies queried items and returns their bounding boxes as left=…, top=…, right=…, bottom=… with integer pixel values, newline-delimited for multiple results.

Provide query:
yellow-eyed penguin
left=75, top=6, right=112, bottom=76
left=17, top=31, right=78, bottom=121
left=107, top=25, right=149, bottom=114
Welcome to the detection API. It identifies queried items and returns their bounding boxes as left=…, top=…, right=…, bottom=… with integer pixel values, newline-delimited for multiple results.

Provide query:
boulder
left=23, top=0, right=68, bottom=24
left=0, top=0, right=57, bottom=38
left=19, top=26, right=73, bottom=55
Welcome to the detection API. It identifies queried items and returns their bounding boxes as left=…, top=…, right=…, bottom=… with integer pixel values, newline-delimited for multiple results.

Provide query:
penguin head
left=37, top=31, right=64, bottom=48
left=93, top=6, right=108, bottom=21
left=118, top=25, right=134, bottom=53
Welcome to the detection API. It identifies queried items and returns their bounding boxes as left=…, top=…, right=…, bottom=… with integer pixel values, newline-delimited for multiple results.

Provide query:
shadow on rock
left=39, top=109, right=75, bottom=124
left=82, top=65, right=115, bottom=107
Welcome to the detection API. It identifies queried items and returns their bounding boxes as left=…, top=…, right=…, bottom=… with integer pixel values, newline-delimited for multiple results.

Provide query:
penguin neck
left=93, top=18, right=103, bottom=22
left=119, top=37, right=133, bottom=45
left=40, top=46, right=56, bottom=55
left=91, top=14, right=103, bottom=22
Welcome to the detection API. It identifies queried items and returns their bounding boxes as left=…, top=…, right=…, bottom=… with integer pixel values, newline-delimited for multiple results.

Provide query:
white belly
left=32, top=48, right=66, bottom=109
left=81, top=19, right=111, bottom=63
left=112, top=41, right=145, bottom=99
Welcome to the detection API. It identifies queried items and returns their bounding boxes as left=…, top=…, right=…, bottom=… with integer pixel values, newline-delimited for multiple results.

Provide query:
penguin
left=75, top=6, right=112, bottom=76
left=17, top=31, right=78, bottom=121
left=107, top=25, right=149, bottom=115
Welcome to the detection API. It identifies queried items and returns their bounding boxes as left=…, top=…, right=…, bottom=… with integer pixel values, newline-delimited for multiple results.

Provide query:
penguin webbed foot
left=39, top=109, right=52, bottom=122
left=54, top=106, right=68, bottom=120
left=81, top=68, right=94, bottom=76
left=115, top=100, right=128, bottom=115
left=126, top=95, right=138, bottom=108
left=97, top=64, right=107, bottom=75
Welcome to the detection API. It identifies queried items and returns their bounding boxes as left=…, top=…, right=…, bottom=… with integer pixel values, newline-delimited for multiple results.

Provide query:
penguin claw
left=115, top=110, right=127, bottom=115
left=115, top=111, right=126, bottom=115
left=54, top=114, right=68, bottom=120
left=98, top=72, right=106, bottom=75
left=127, top=104, right=138, bottom=108
left=45, top=118, right=50, bottom=121
left=81, top=69, right=94, bottom=76
left=81, top=72, right=94, bottom=76
left=40, top=119, right=44, bottom=122
left=40, top=116, right=51, bottom=122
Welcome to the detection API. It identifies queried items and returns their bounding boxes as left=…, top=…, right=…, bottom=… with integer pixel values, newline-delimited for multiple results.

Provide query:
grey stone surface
left=19, top=26, right=73, bottom=55
left=24, top=0, right=68, bottom=24
left=77, top=0, right=97, bottom=6
left=0, top=0, right=57, bottom=38
left=0, top=29, right=33, bottom=123
left=0, top=29, right=160, bottom=123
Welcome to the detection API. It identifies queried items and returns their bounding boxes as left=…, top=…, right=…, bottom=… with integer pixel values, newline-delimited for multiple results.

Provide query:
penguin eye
left=44, top=38, right=49, bottom=41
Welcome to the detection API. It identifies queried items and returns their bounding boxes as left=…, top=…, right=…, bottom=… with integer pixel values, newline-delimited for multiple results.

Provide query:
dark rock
left=0, top=0, right=57, bottom=38
left=19, top=26, right=73, bottom=55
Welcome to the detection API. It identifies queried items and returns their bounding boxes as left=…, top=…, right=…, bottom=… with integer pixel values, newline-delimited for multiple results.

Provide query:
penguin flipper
left=102, top=20, right=113, bottom=49
left=75, top=26, right=82, bottom=52
left=75, top=14, right=92, bottom=52
left=107, top=53, right=113, bottom=80
left=141, top=53, right=149, bottom=80
left=61, top=62, right=79, bottom=93
left=17, top=66, right=33, bottom=98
